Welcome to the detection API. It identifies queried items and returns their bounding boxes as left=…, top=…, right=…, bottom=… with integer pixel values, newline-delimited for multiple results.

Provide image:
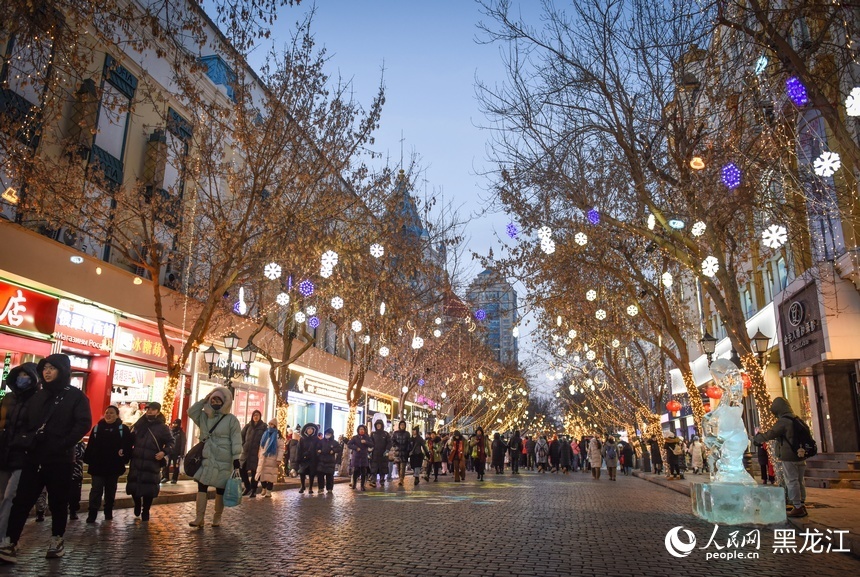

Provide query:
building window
left=776, top=257, right=788, bottom=292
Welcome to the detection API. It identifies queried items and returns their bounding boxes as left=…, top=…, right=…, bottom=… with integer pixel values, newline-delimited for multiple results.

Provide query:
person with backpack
left=601, top=436, right=618, bottom=481
left=753, top=397, right=813, bottom=518
left=587, top=435, right=603, bottom=479
left=534, top=435, right=550, bottom=473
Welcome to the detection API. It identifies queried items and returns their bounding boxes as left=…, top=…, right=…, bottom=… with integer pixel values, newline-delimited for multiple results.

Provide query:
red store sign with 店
left=0, top=280, right=59, bottom=338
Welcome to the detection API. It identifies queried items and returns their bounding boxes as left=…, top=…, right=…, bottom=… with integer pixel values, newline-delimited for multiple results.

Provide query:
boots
left=211, top=494, right=224, bottom=527
left=189, top=493, right=207, bottom=528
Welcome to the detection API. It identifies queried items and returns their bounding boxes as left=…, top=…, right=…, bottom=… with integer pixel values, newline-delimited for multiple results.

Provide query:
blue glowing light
left=721, top=163, right=741, bottom=190
left=298, top=280, right=314, bottom=297
left=308, top=316, right=320, bottom=329
left=786, top=76, right=809, bottom=107
left=475, top=309, right=487, bottom=321
left=506, top=222, right=518, bottom=239
left=587, top=209, right=600, bottom=225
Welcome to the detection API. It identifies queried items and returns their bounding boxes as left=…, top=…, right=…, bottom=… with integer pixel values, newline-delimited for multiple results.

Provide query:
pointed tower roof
left=392, top=169, right=429, bottom=240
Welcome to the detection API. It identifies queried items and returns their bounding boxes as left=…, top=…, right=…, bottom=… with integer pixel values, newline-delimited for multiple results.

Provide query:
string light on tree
left=433, top=329, right=442, bottom=338
left=557, top=346, right=567, bottom=356
left=331, top=296, right=344, bottom=310
left=691, top=221, right=706, bottom=237
left=264, top=262, right=282, bottom=280
left=512, top=326, right=519, bottom=337
left=611, top=339, right=620, bottom=348
left=813, top=151, right=841, bottom=177
left=379, top=302, right=386, bottom=316
left=361, top=335, right=370, bottom=344
left=762, top=224, right=788, bottom=249
left=276, top=292, right=290, bottom=306
left=721, top=163, right=741, bottom=189
left=568, top=329, right=577, bottom=339
left=701, top=256, right=719, bottom=277
left=574, top=232, right=588, bottom=246
left=370, top=244, right=385, bottom=258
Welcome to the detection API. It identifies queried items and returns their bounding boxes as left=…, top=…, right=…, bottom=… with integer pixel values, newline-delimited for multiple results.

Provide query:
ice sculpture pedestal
left=691, top=482, right=786, bottom=525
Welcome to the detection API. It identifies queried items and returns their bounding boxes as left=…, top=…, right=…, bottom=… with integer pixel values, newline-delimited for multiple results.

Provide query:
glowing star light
left=595, top=309, right=607, bottom=320
left=786, top=76, right=809, bottom=107
left=331, top=296, right=344, bottom=310
left=506, top=222, right=518, bottom=239
left=846, top=87, right=860, bottom=117
left=721, top=163, right=741, bottom=190
left=702, top=255, right=719, bottom=277
left=264, top=262, right=282, bottom=280
left=321, top=250, right=339, bottom=268
left=351, top=320, right=363, bottom=333
left=574, top=232, right=588, bottom=246
left=298, top=280, right=314, bottom=297
left=586, top=289, right=597, bottom=301
left=691, top=221, right=706, bottom=237
left=762, top=224, right=788, bottom=249
left=412, top=337, right=424, bottom=349
left=379, top=346, right=390, bottom=357
left=661, top=272, right=673, bottom=288
left=813, top=151, right=841, bottom=177
left=475, top=309, right=487, bottom=321
left=370, top=244, right=384, bottom=258
left=276, top=292, right=290, bottom=306
left=587, top=209, right=600, bottom=225
left=627, top=305, right=638, bottom=317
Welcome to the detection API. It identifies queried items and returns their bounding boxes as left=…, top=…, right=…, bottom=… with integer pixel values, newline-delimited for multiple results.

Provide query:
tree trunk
left=160, top=366, right=183, bottom=422
left=339, top=403, right=359, bottom=477
left=741, top=352, right=775, bottom=432
left=681, top=370, right=703, bottom=438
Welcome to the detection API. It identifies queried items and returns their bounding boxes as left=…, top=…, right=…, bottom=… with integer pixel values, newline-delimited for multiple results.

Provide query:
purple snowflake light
left=506, top=222, right=518, bottom=239
left=475, top=309, right=487, bottom=321
left=587, top=209, right=600, bottom=225
left=721, top=163, right=742, bottom=190
left=418, top=379, right=425, bottom=386
left=786, top=76, right=809, bottom=107
left=308, top=316, right=320, bottom=329
left=298, top=279, right=314, bottom=297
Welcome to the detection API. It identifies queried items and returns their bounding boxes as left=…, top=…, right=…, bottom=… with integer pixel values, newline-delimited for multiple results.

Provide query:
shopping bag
left=223, top=470, right=243, bottom=507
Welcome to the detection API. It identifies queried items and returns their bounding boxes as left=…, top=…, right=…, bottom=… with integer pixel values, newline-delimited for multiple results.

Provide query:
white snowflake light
left=306, top=306, right=317, bottom=316
left=331, top=296, right=344, bottom=310
left=557, top=347, right=567, bottom=356
left=540, top=238, right=556, bottom=254
left=379, top=346, right=390, bottom=357
left=612, top=339, right=620, bottom=348
left=321, top=250, right=339, bottom=268
left=627, top=305, right=638, bottom=316
left=586, top=350, right=596, bottom=361
left=319, top=265, right=333, bottom=279
left=647, top=214, right=656, bottom=230
left=512, top=327, right=519, bottom=338
left=661, top=272, right=673, bottom=288
left=586, top=289, right=597, bottom=301
left=813, top=151, right=841, bottom=177
left=691, top=221, right=706, bottom=237
left=370, top=243, right=385, bottom=258
left=537, top=226, right=553, bottom=240
left=574, top=232, right=588, bottom=246
left=276, top=292, right=290, bottom=306
left=595, top=309, right=607, bottom=320
left=351, top=320, right=363, bottom=333
left=435, top=317, right=442, bottom=325
left=762, top=224, right=788, bottom=249
left=361, top=335, right=371, bottom=344
left=573, top=355, right=581, bottom=363
left=702, top=255, right=719, bottom=277
left=264, top=262, right=282, bottom=280
left=433, top=329, right=442, bottom=338
left=412, top=336, right=424, bottom=349
left=568, top=329, right=577, bottom=339
left=294, top=312, right=306, bottom=323
left=846, top=87, right=860, bottom=117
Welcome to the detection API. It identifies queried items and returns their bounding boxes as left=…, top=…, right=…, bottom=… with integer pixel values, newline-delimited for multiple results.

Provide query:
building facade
left=467, top=268, right=518, bottom=366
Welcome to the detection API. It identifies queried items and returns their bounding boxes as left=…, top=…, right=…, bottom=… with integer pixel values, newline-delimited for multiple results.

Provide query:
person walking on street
left=287, top=429, right=300, bottom=477
left=162, top=419, right=186, bottom=484
left=619, top=440, right=635, bottom=476
left=83, top=406, right=132, bottom=523
left=534, top=435, right=550, bottom=473
left=688, top=436, right=706, bottom=475
left=601, top=436, right=618, bottom=481
left=297, top=423, right=320, bottom=494
left=239, top=410, right=267, bottom=497
left=391, top=420, right=411, bottom=487
left=753, top=397, right=810, bottom=517
left=255, top=419, right=284, bottom=497
left=126, top=402, right=174, bottom=522
left=187, top=387, right=241, bottom=527
left=368, top=419, right=391, bottom=488
left=316, top=427, right=342, bottom=493
left=664, top=432, right=685, bottom=480
left=572, top=439, right=582, bottom=472
left=525, top=436, right=536, bottom=471
left=408, top=426, right=428, bottom=486
left=588, top=435, right=603, bottom=480
left=424, top=431, right=443, bottom=482
left=469, top=427, right=491, bottom=481
left=647, top=435, right=663, bottom=475
left=448, top=430, right=467, bottom=482
left=67, top=439, right=86, bottom=520
left=2, top=354, right=91, bottom=562
left=347, top=424, right=373, bottom=490
left=491, top=432, right=507, bottom=475
left=558, top=435, right=573, bottom=474
left=507, top=431, right=522, bottom=475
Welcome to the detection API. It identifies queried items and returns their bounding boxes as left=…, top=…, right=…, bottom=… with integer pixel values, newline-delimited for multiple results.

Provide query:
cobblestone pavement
left=3, top=470, right=859, bottom=576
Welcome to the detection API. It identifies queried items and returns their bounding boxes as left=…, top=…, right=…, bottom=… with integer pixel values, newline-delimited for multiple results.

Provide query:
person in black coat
left=3, top=354, right=91, bottom=562
left=125, top=403, right=173, bottom=521
left=316, top=427, right=343, bottom=493
left=83, top=405, right=132, bottom=522
left=162, top=419, right=186, bottom=485
left=549, top=436, right=561, bottom=473
left=239, top=411, right=267, bottom=496
left=491, top=433, right=507, bottom=474
left=297, top=423, right=319, bottom=494
left=407, top=426, right=429, bottom=486
left=507, top=431, right=522, bottom=474
left=391, top=420, right=411, bottom=487
left=368, top=419, right=391, bottom=487
left=619, top=440, right=635, bottom=476
left=647, top=435, right=663, bottom=475
left=525, top=436, right=536, bottom=470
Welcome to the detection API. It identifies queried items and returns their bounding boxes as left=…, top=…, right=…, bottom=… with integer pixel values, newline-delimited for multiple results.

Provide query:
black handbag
left=184, top=415, right=226, bottom=476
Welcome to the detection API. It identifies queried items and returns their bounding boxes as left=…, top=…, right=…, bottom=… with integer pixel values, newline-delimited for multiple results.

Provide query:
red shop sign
left=114, top=322, right=183, bottom=367
left=0, top=280, right=59, bottom=337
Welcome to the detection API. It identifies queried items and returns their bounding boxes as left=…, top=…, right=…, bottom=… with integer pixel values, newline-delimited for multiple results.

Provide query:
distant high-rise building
left=467, top=268, right=518, bottom=365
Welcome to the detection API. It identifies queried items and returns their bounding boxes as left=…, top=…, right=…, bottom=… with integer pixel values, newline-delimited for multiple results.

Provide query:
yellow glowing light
left=690, top=156, right=705, bottom=170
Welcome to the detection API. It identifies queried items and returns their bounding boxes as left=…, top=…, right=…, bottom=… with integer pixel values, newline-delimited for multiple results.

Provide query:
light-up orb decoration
left=294, top=312, right=306, bottom=323
left=306, top=306, right=317, bottom=316
left=786, top=76, right=809, bottom=107
left=540, top=239, right=556, bottom=254
left=595, top=309, right=607, bottom=320
left=586, top=350, right=596, bottom=361
left=691, top=221, right=706, bottom=237
left=435, top=317, right=442, bottom=325
left=370, top=243, right=385, bottom=258
left=647, top=214, right=656, bottom=230
left=587, top=209, right=600, bottom=225
left=661, top=272, right=673, bottom=288
left=276, top=292, right=290, bottom=306
left=568, top=329, right=577, bottom=339
left=668, top=219, right=685, bottom=230
left=331, top=296, right=344, bottom=310
left=379, top=302, right=386, bottom=316
left=506, top=222, right=518, bottom=239
left=611, top=339, right=620, bottom=348
left=573, top=355, right=580, bottom=363
left=586, top=289, right=597, bottom=301
left=320, top=250, right=339, bottom=268
left=813, top=151, right=841, bottom=177
left=554, top=371, right=562, bottom=380
left=702, top=255, right=720, bottom=277
left=441, top=391, right=447, bottom=399
left=361, top=335, right=371, bottom=344
left=264, top=262, right=282, bottom=280
left=846, top=87, right=860, bottom=117
left=418, top=379, right=425, bottom=387
left=627, top=304, right=639, bottom=316
left=319, top=265, right=333, bottom=279
left=308, top=316, right=320, bottom=329
left=433, top=329, right=442, bottom=338
left=412, top=336, right=424, bottom=349
left=721, top=163, right=741, bottom=190
left=475, top=309, right=487, bottom=321
left=574, top=232, right=588, bottom=246
left=762, top=224, right=788, bottom=249
left=537, top=225, right=552, bottom=240
left=351, top=320, right=363, bottom=333
left=298, top=280, right=314, bottom=297
left=569, top=385, right=576, bottom=395
left=379, top=346, right=390, bottom=357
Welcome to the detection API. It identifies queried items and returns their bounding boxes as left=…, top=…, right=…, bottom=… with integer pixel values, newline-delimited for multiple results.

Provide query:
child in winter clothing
left=68, top=440, right=86, bottom=520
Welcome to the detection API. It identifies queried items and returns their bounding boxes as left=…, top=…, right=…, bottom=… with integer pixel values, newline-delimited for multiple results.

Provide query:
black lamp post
left=699, top=331, right=717, bottom=365
left=203, top=331, right=258, bottom=397
left=751, top=329, right=770, bottom=367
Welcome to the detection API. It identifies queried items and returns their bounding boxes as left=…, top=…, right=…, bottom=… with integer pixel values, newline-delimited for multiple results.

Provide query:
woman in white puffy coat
left=588, top=436, right=603, bottom=480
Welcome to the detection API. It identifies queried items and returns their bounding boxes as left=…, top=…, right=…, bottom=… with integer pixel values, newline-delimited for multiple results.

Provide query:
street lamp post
left=203, top=331, right=258, bottom=397
left=751, top=329, right=770, bottom=368
left=699, top=331, right=717, bottom=365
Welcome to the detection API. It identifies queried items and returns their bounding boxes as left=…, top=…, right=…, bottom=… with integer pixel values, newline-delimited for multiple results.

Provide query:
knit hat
left=268, top=419, right=278, bottom=427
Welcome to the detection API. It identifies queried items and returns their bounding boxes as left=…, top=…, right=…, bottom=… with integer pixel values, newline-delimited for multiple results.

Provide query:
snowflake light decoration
left=574, top=232, right=588, bottom=246
left=721, top=163, right=742, bottom=190
left=298, top=280, right=314, bottom=297
left=846, top=87, right=860, bottom=117
left=418, top=379, right=425, bottom=387
left=540, top=238, right=556, bottom=254
left=294, top=312, right=306, bottom=323
left=647, top=214, right=656, bottom=230
left=319, top=265, right=333, bottom=279
left=691, top=221, right=706, bottom=237
left=412, top=337, right=424, bottom=349
left=379, top=346, right=390, bottom=357
left=263, top=262, right=282, bottom=280
left=557, top=346, right=567, bottom=356
left=276, top=292, right=290, bottom=306
left=627, top=305, right=639, bottom=317
left=537, top=226, right=553, bottom=240
left=595, top=309, right=607, bottom=320
left=331, top=296, right=344, bottom=310
left=661, top=272, right=673, bottom=288
left=512, top=327, right=519, bottom=338
left=308, top=316, right=320, bottom=329
left=762, top=224, right=788, bottom=249
left=320, top=250, right=339, bottom=268
left=813, top=151, right=841, bottom=177
left=370, top=243, right=385, bottom=258
left=568, top=329, right=577, bottom=339
left=702, top=255, right=719, bottom=277
left=786, top=76, right=809, bottom=107
left=351, top=320, right=363, bottom=333
left=586, top=350, right=596, bottom=361
left=586, top=289, right=597, bottom=301
left=361, top=335, right=370, bottom=344
left=611, top=339, right=620, bottom=348
left=587, top=209, right=600, bottom=225
left=506, top=222, right=518, bottom=239
left=379, top=302, right=386, bottom=316
left=433, top=329, right=442, bottom=338
left=475, top=309, right=487, bottom=321
left=305, top=306, right=317, bottom=316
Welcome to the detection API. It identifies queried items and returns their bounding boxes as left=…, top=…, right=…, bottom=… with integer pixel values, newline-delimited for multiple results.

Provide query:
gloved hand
left=233, top=459, right=241, bottom=470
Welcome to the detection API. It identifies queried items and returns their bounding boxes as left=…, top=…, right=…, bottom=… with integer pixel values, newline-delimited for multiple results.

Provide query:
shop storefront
left=195, top=354, right=271, bottom=428
left=286, top=368, right=360, bottom=439
left=365, top=393, right=393, bottom=429
left=0, top=279, right=58, bottom=389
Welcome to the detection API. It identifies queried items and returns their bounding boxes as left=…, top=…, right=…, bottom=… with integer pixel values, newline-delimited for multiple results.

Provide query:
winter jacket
left=426, top=436, right=443, bottom=463
left=167, top=426, right=187, bottom=459
left=753, top=397, right=806, bottom=462
left=391, top=428, right=411, bottom=464
left=558, top=439, right=573, bottom=469
left=469, top=435, right=492, bottom=463
left=549, top=439, right=561, bottom=466
left=507, top=434, right=522, bottom=461
left=664, top=436, right=684, bottom=465
left=240, top=419, right=267, bottom=471
left=317, top=430, right=344, bottom=475
left=256, top=435, right=285, bottom=483
left=688, top=440, right=706, bottom=470
left=83, top=418, right=132, bottom=477
left=491, top=435, right=507, bottom=467
left=447, top=434, right=467, bottom=463
left=525, top=438, right=536, bottom=458
left=587, top=437, right=603, bottom=467
left=288, top=433, right=300, bottom=471
left=647, top=438, right=663, bottom=464
left=24, top=355, right=92, bottom=465
left=348, top=428, right=374, bottom=468
left=296, top=423, right=320, bottom=474
left=601, top=440, right=619, bottom=468
left=126, top=413, right=174, bottom=498
left=535, top=438, right=550, bottom=464
left=408, top=434, right=428, bottom=468
left=369, top=420, right=391, bottom=469
left=188, top=386, right=242, bottom=488
left=0, top=363, right=40, bottom=470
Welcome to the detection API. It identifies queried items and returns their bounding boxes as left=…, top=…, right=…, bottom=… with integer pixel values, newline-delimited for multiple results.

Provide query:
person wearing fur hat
left=256, top=419, right=285, bottom=497
left=126, top=401, right=174, bottom=521
left=347, top=424, right=373, bottom=490
left=316, top=427, right=343, bottom=493
left=297, top=423, right=320, bottom=494
left=391, top=420, right=411, bottom=487
left=187, top=387, right=242, bottom=527
left=239, top=410, right=267, bottom=497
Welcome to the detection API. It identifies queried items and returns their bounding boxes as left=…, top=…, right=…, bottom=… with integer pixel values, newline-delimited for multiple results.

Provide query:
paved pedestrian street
left=3, top=472, right=859, bottom=577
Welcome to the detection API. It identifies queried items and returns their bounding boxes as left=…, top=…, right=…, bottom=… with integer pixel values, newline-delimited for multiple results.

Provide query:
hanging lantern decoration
left=666, top=400, right=682, bottom=413
left=706, top=385, right=723, bottom=399
left=703, top=403, right=711, bottom=413
left=786, top=76, right=809, bottom=107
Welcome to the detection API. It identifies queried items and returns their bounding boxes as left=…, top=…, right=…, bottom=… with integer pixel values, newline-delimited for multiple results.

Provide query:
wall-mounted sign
left=54, top=300, right=116, bottom=354
left=114, top=322, right=184, bottom=368
left=299, top=375, right=347, bottom=401
left=780, top=283, right=824, bottom=371
left=0, top=281, right=59, bottom=337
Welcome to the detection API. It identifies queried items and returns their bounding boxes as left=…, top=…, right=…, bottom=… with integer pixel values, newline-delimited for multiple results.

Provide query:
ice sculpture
left=691, top=359, right=786, bottom=525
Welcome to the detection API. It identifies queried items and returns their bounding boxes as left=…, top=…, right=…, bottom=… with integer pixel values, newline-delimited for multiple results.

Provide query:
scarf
left=261, top=428, right=279, bottom=457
